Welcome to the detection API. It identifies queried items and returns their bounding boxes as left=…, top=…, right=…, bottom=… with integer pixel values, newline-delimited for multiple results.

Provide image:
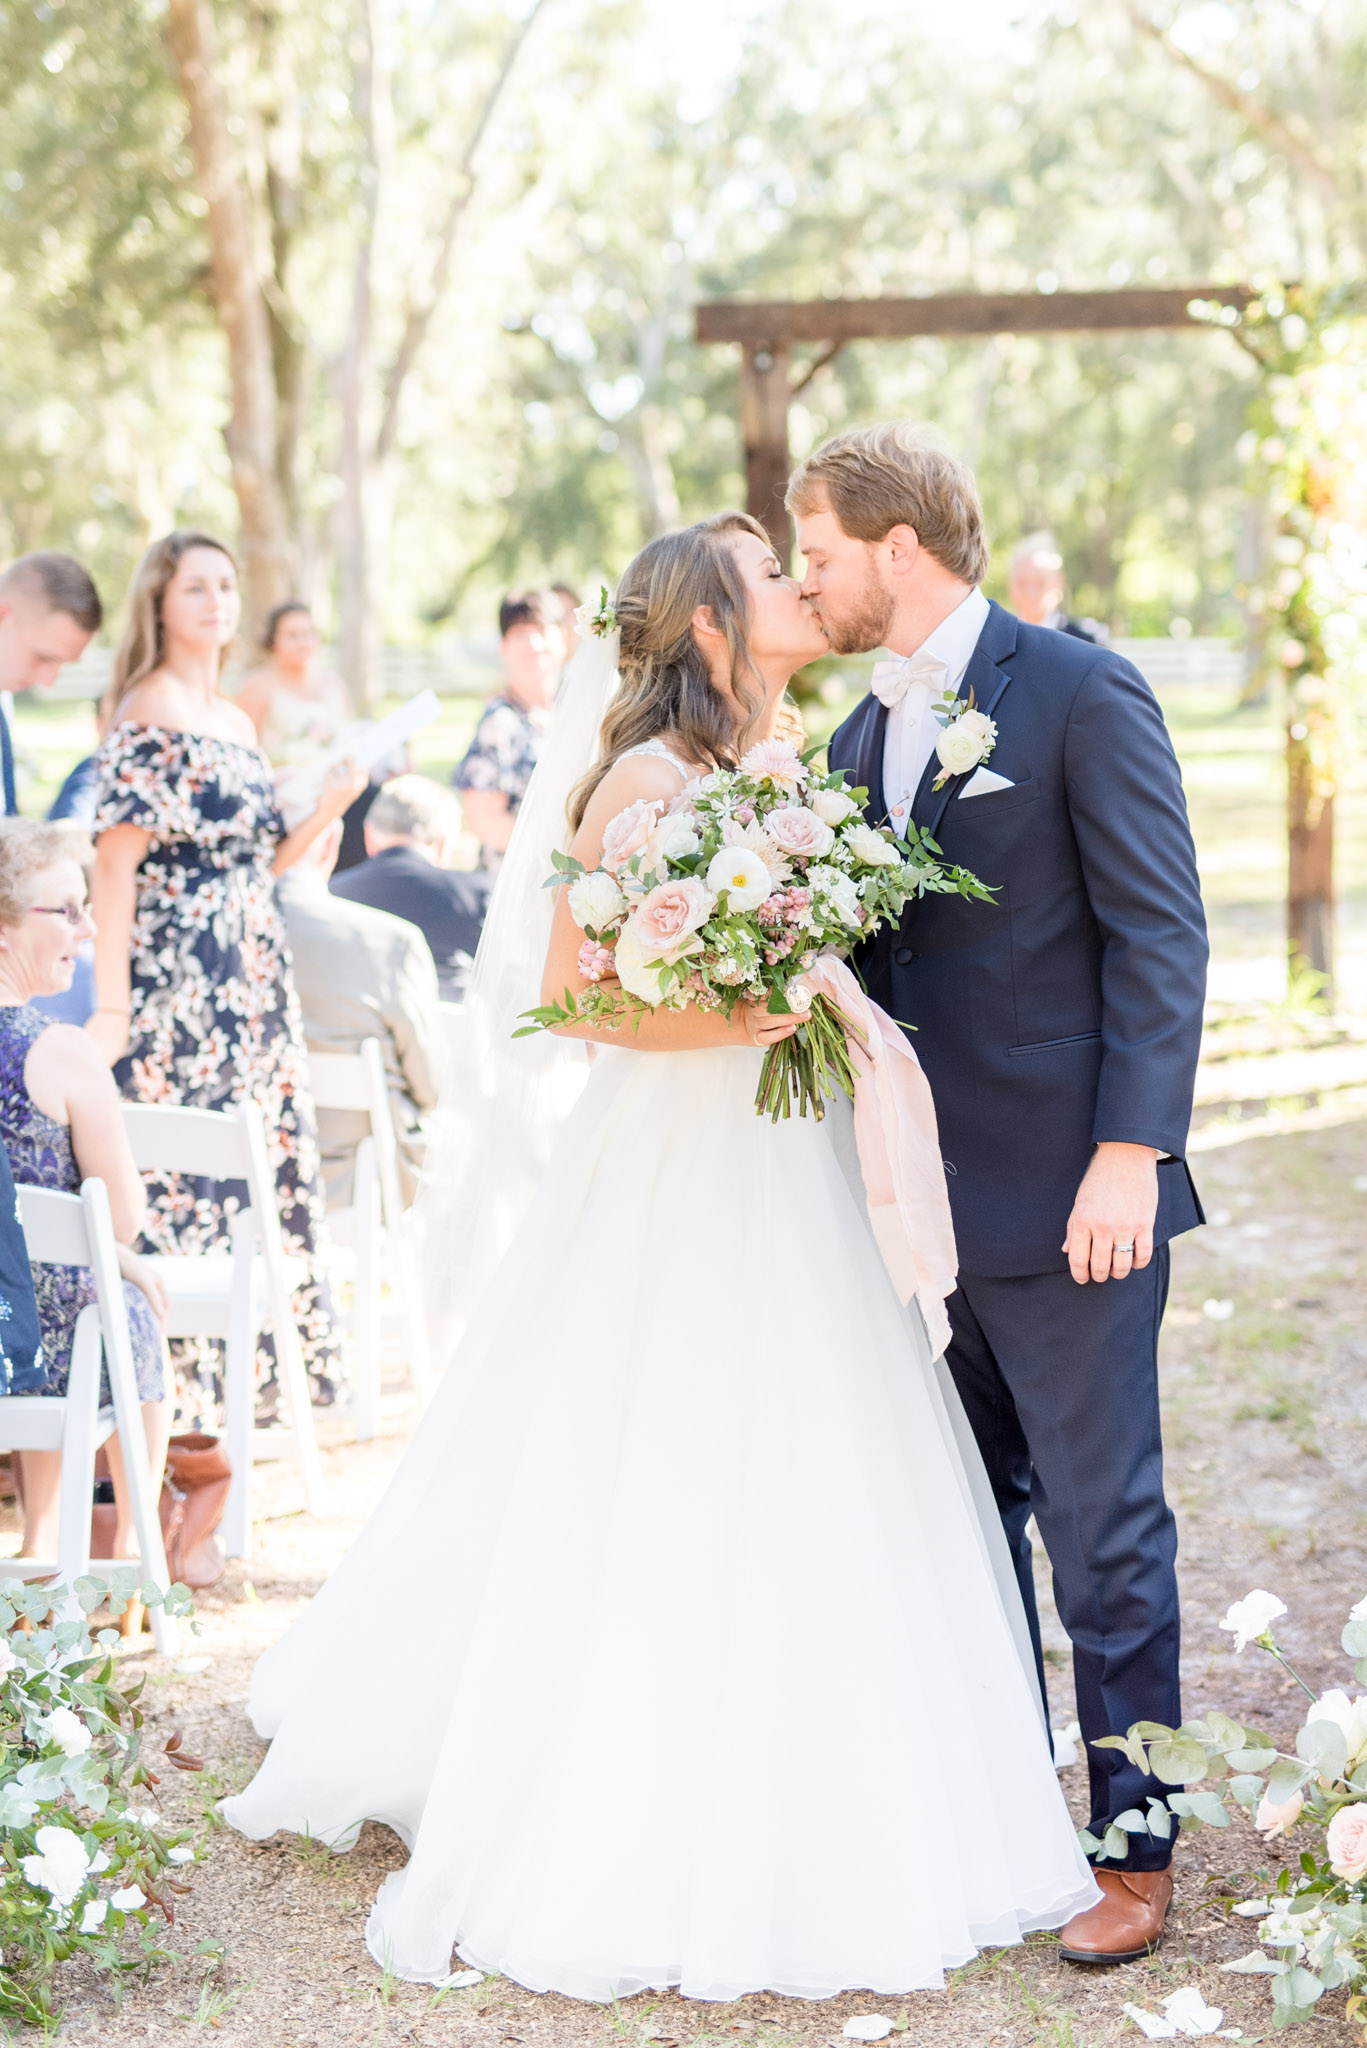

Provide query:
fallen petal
left=1219, top=1951, right=1282, bottom=1974
left=1160, top=1986, right=1224, bottom=2035
left=435, top=1968, right=484, bottom=1990
left=843, top=2019, right=893, bottom=2041
left=1122, top=2006, right=1177, bottom=2041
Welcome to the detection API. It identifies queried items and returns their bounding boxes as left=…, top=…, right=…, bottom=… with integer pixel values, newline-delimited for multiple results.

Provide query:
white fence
left=1112, top=638, right=1248, bottom=691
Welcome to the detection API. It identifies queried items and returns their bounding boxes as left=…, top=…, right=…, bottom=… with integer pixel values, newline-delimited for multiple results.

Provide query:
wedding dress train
left=223, top=1041, right=1098, bottom=2000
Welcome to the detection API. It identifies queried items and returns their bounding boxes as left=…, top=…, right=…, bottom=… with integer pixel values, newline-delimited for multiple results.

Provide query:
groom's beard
left=814, top=559, right=895, bottom=655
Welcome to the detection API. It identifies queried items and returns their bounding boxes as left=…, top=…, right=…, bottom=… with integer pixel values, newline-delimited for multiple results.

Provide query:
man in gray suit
left=278, top=818, right=445, bottom=1207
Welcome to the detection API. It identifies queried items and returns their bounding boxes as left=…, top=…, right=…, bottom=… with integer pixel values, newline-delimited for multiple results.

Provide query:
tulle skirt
left=222, top=1045, right=1097, bottom=2000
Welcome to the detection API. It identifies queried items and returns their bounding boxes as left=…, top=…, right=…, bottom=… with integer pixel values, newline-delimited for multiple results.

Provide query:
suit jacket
left=828, top=600, right=1207, bottom=1277
left=278, top=871, right=445, bottom=1207
left=329, top=845, right=491, bottom=1000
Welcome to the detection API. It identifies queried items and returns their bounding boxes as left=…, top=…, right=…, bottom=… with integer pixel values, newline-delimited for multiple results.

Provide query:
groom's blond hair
left=786, top=422, right=989, bottom=584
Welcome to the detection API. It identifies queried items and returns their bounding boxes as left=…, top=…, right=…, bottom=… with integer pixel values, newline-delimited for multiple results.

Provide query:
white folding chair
left=307, top=1039, right=433, bottom=1441
left=0, top=1178, right=177, bottom=1655
left=120, top=1100, right=325, bottom=1561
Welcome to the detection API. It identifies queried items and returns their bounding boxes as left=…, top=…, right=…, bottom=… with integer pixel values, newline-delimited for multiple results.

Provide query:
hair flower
left=575, top=586, right=618, bottom=640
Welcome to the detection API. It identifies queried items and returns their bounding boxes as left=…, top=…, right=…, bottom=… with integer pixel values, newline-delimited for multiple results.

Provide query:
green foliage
left=0, top=1574, right=201, bottom=2028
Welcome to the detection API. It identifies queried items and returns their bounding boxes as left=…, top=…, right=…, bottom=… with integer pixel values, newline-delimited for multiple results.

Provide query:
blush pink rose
left=601, top=798, right=665, bottom=873
left=1254, top=1788, right=1303, bottom=1838
left=1326, top=1803, right=1367, bottom=1882
left=766, top=804, right=836, bottom=859
left=632, top=877, right=715, bottom=961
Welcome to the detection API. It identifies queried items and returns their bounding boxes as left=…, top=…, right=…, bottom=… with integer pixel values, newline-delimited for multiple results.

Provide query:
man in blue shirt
left=0, top=553, right=103, bottom=815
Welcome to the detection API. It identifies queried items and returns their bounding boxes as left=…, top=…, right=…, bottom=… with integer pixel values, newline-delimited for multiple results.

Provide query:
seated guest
left=1007, top=532, right=1106, bottom=643
left=278, top=818, right=445, bottom=1207
left=330, top=776, right=490, bottom=1002
left=0, top=552, right=103, bottom=816
left=454, top=588, right=561, bottom=869
left=0, top=818, right=171, bottom=1560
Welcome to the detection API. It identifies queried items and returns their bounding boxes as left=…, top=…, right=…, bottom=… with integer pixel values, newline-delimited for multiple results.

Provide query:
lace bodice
left=619, top=738, right=690, bottom=778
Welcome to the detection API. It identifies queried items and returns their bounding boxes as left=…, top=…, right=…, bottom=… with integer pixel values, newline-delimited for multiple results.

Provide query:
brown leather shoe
left=1059, top=1868, right=1173, bottom=1964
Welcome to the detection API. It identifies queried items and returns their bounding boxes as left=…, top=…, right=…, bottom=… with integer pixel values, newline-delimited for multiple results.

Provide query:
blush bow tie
left=869, top=649, right=948, bottom=709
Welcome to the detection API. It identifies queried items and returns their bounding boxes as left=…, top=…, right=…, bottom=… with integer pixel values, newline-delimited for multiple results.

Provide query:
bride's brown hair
left=569, top=511, right=785, bottom=831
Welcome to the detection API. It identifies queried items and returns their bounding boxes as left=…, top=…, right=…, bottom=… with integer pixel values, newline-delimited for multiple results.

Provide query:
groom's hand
left=1063, top=1142, right=1160, bottom=1284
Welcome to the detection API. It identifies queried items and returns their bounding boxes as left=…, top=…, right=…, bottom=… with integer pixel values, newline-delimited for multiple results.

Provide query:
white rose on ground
left=167, top=1846, right=195, bottom=1864
left=41, top=1705, right=91, bottom=1756
left=1219, top=1590, right=1287, bottom=1654
left=21, top=1826, right=91, bottom=1907
left=843, top=822, right=901, bottom=867
left=109, top=1884, right=146, bottom=1913
left=808, top=865, right=863, bottom=929
left=612, top=916, right=672, bottom=1005
left=567, top=871, right=626, bottom=933
left=705, top=846, right=774, bottom=914
left=1305, top=1688, right=1367, bottom=1769
left=79, top=1898, right=108, bottom=1932
left=935, top=719, right=989, bottom=777
left=809, top=785, right=858, bottom=827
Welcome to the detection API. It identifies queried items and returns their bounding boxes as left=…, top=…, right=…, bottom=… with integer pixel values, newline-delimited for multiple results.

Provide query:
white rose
left=612, top=916, right=671, bottom=1005
left=567, top=871, right=626, bottom=933
left=663, top=823, right=701, bottom=861
left=1305, top=1688, right=1367, bottom=1769
left=955, top=709, right=995, bottom=747
left=1219, top=1590, right=1287, bottom=1654
left=935, top=719, right=988, bottom=776
left=79, top=1898, right=108, bottom=1932
left=109, top=1884, right=146, bottom=1913
left=843, top=822, right=901, bottom=867
left=808, top=865, right=863, bottom=929
left=705, top=846, right=774, bottom=914
left=41, top=1706, right=92, bottom=1756
left=809, top=786, right=859, bottom=827
left=167, top=1845, right=195, bottom=1864
left=21, top=1826, right=91, bottom=1907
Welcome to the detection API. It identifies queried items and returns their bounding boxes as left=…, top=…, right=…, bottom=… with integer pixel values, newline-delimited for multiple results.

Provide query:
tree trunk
left=336, top=0, right=382, bottom=710
left=1287, top=727, right=1334, bottom=997
left=164, top=0, right=294, bottom=631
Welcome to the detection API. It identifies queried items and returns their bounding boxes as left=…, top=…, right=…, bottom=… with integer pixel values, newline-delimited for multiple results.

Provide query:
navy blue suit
left=829, top=600, right=1207, bottom=1865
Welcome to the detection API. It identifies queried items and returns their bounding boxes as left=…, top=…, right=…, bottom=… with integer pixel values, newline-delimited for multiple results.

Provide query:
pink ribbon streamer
left=802, top=957, right=959, bottom=1356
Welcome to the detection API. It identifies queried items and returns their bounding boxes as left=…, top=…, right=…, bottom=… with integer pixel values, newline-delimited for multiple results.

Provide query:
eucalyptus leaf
left=1149, top=1735, right=1209, bottom=1784
left=1226, top=1745, right=1278, bottom=1772
left=1075, top=1827, right=1103, bottom=1856
left=1102, top=1823, right=1129, bottom=1861
left=1342, top=1617, right=1367, bottom=1658
left=1186, top=1790, right=1230, bottom=1827
left=1145, top=1798, right=1172, bottom=1839
left=1204, top=1710, right=1247, bottom=1751
left=1283, top=1966, right=1325, bottom=2006
left=1229, top=1774, right=1266, bottom=1806
left=1113, top=1807, right=1150, bottom=1833
left=1266, top=1757, right=1313, bottom=1805
left=1296, top=1717, right=1347, bottom=1782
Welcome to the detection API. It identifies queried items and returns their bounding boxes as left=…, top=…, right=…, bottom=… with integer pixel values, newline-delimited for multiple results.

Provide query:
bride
left=223, top=512, right=1099, bottom=2001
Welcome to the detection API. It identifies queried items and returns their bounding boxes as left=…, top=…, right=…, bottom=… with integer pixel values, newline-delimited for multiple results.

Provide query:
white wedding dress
left=223, top=691, right=1098, bottom=2000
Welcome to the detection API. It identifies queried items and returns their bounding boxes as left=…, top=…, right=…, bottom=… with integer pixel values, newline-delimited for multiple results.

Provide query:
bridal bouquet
left=518, top=737, right=993, bottom=1119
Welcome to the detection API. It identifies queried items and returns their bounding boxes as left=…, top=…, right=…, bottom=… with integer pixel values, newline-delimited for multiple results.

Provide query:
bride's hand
left=741, top=1003, right=802, bottom=1048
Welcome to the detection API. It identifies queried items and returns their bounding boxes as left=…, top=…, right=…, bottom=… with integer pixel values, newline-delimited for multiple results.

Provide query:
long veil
left=414, top=625, right=620, bottom=1363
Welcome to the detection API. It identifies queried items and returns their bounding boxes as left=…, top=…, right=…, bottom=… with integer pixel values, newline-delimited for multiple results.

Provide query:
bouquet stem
left=755, top=993, right=865, bottom=1121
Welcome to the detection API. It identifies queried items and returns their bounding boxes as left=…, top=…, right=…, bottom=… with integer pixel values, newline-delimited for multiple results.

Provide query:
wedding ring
left=1115, top=1242, right=1135, bottom=1255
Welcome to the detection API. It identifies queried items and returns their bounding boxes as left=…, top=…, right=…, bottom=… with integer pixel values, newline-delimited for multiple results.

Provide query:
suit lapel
left=846, top=691, right=890, bottom=825
left=915, top=601, right=1018, bottom=841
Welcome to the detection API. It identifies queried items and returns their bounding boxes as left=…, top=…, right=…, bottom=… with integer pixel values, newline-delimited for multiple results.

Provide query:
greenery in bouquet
left=518, top=737, right=993, bottom=1119
left=1084, top=1589, right=1367, bottom=2033
left=0, top=1572, right=201, bottom=2028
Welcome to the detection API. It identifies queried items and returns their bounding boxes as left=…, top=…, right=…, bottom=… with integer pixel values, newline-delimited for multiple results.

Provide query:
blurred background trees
left=0, top=0, right=1363, bottom=696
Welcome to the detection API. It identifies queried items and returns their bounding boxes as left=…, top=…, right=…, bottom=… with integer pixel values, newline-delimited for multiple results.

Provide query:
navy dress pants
left=945, top=1252, right=1180, bottom=1870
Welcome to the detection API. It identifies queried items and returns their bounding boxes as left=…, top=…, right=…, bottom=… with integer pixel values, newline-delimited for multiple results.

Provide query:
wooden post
left=739, top=343, right=792, bottom=566
left=1287, top=727, right=1335, bottom=996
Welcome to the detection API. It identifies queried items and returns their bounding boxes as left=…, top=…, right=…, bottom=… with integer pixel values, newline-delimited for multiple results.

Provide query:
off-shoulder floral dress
left=93, top=724, right=339, bottom=1425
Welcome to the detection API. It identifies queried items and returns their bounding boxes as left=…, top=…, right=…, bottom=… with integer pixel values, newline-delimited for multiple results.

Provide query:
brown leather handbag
left=90, top=1432, right=231, bottom=1590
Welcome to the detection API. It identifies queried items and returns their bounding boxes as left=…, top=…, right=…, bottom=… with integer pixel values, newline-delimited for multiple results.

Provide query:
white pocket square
left=959, top=766, right=1015, bottom=799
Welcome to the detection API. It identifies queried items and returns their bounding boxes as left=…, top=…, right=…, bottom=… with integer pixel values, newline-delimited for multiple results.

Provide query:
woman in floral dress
left=88, top=530, right=363, bottom=1423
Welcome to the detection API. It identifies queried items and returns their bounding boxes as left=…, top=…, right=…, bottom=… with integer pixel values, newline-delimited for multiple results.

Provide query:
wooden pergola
left=695, top=285, right=1255, bottom=562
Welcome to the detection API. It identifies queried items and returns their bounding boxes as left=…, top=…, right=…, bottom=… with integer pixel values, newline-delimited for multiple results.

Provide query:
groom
left=794, top=424, right=1206, bottom=1964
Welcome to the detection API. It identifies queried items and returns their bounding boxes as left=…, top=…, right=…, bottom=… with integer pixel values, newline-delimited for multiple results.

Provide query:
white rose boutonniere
left=932, top=692, right=998, bottom=790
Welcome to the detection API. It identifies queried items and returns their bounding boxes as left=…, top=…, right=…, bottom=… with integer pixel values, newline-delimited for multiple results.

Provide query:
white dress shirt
left=881, top=585, right=990, bottom=834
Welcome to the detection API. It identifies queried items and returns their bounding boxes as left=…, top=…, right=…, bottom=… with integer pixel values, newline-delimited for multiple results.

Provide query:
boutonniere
left=931, top=688, right=998, bottom=790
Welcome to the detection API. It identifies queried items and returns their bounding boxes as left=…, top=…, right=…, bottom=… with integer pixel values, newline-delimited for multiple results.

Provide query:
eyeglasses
left=29, top=903, right=93, bottom=929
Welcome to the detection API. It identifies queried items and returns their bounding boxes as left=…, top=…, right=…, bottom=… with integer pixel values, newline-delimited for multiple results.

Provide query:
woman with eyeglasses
left=0, top=817, right=172, bottom=1562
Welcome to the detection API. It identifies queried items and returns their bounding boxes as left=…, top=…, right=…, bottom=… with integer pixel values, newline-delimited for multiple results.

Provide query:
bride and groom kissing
left=223, top=421, right=1208, bottom=2000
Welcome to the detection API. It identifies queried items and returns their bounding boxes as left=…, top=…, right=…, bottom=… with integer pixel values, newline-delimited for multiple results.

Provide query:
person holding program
left=799, top=422, right=1206, bottom=1966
